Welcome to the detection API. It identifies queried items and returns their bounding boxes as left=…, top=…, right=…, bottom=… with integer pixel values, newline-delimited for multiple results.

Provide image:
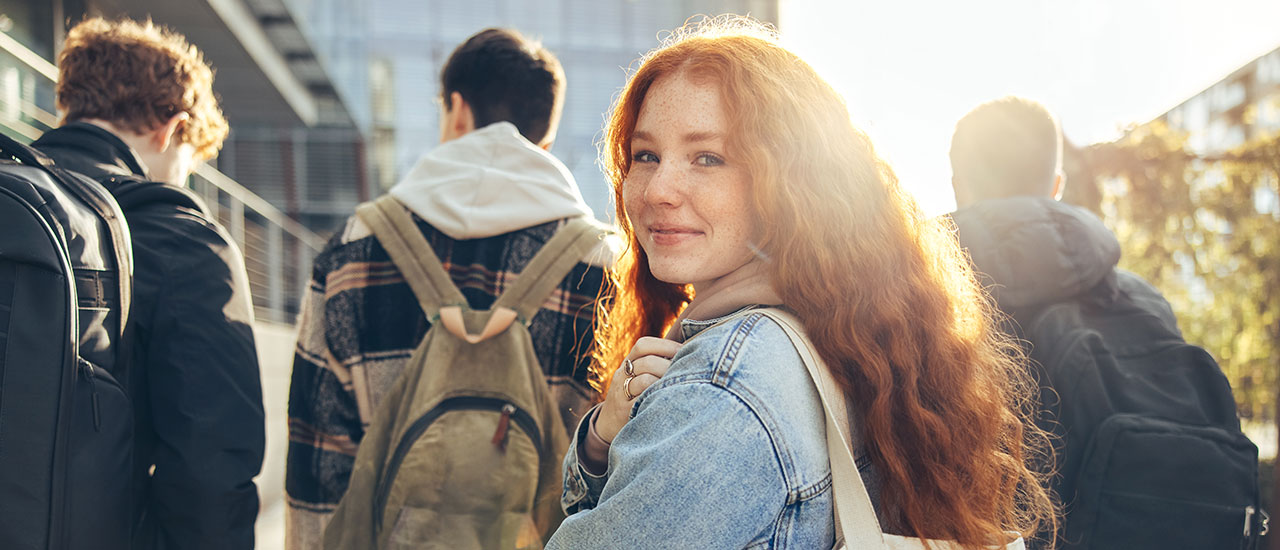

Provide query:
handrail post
left=229, top=196, right=246, bottom=251
left=202, top=179, right=221, bottom=222
left=268, top=224, right=285, bottom=323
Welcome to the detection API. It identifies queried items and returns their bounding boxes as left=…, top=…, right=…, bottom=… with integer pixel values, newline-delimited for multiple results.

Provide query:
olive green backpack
left=323, top=196, right=606, bottom=550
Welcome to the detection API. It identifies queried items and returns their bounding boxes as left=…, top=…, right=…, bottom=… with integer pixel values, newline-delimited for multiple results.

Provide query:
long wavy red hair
left=591, top=16, right=1056, bottom=547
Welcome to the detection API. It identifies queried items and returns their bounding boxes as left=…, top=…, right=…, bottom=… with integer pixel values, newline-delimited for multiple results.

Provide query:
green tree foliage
left=1064, top=123, right=1280, bottom=422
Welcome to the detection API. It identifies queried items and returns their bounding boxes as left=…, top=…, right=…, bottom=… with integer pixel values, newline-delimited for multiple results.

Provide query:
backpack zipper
left=492, top=403, right=516, bottom=450
left=78, top=358, right=101, bottom=431
left=372, top=396, right=541, bottom=531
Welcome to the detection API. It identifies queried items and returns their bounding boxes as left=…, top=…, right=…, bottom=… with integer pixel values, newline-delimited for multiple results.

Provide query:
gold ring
left=623, top=358, right=636, bottom=377
left=623, top=375, right=638, bottom=400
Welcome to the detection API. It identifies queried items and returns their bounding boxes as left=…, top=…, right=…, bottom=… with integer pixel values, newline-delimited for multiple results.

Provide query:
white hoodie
left=388, top=122, right=596, bottom=240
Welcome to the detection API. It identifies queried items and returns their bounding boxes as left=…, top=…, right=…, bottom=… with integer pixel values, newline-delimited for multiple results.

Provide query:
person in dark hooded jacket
left=32, top=18, right=264, bottom=550
left=948, top=97, right=1180, bottom=350
left=948, top=96, right=1259, bottom=549
left=948, top=98, right=1178, bottom=327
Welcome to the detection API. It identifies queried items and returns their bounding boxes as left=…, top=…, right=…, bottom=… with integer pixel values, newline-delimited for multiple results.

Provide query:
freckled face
left=623, top=74, right=756, bottom=292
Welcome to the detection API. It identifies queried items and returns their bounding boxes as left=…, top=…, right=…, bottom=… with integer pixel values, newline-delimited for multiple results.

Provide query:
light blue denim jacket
left=546, top=309, right=880, bottom=549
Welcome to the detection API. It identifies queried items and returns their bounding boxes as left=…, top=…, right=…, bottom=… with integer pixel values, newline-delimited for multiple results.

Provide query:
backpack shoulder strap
left=493, top=217, right=606, bottom=322
left=107, top=176, right=207, bottom=216
left=2, top=132, right=134, bottom=341
left=354, top=195, right=466, bottom=321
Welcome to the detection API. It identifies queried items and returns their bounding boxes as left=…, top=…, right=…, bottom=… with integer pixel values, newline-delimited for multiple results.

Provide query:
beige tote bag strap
left=355, top=195, right=466, bottom=320
left=753, top=308, right=887, bottom=549
left=754, top=308, right=1025, bottom=550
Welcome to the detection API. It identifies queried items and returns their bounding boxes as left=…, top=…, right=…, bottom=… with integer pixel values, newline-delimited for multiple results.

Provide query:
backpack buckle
left=1244, top=506, right=1269, bottom=538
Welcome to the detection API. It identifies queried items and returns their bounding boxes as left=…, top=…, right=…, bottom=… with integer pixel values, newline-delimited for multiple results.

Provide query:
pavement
left=251, top=321, right=297, bottom=550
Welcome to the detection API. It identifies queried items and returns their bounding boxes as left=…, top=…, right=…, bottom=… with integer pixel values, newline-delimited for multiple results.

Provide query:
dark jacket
left=951, top=196, right=1178, bottom=330
left=34, top=123, right=265, bottom=550
left=952, top=197, right=1184, bottom=538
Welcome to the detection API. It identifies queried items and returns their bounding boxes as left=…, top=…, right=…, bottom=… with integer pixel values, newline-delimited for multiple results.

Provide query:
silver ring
left=623, top=375, right=638, bottom=400
left=623, top=358, right=636, bottom=377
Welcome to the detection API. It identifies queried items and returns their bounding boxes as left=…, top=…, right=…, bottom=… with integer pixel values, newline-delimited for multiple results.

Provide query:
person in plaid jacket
left=283, top=28, right=612, bottom=549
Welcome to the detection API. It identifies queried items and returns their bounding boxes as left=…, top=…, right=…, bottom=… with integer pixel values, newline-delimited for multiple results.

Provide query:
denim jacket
left=546, top=309, right=881, bottom=549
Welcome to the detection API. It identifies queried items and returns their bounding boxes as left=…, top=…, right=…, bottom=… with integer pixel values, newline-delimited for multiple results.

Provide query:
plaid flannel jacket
left=284, top=213, right=608, bottom=549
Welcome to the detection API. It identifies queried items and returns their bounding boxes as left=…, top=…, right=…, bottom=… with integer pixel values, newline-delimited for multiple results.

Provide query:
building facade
left=4, top=0, right=779, bottom=231
left=0, top=0, right=357, bottom=319
left=1161, top=45, right=1280, bottom=155
left=1154, top=44, right=1280, bottom=221
left=285, top=0, right=779, bottom=220
left=2, top=0, right=781, bottom=236
left=0, top=0, right=369, bottom=235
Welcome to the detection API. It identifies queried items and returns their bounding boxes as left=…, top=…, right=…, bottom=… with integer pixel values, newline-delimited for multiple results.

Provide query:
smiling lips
left=647, top=224, right=703, bottom=246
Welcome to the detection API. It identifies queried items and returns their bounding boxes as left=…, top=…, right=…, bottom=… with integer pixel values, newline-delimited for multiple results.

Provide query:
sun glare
left=780, top=0, right=1280, bottom=216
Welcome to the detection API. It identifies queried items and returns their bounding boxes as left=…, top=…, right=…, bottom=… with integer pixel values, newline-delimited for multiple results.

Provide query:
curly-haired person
left=546, top=16, right=1057, bottom=549
left=33, top=17, right=263, bottom=550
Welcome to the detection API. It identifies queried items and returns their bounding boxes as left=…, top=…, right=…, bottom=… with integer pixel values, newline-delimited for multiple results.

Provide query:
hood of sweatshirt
left=389, top=122, right=595, bottom=240
left=951, top=196, right=1121, bottom=309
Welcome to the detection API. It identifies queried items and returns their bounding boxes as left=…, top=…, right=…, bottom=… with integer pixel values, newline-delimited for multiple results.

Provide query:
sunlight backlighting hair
left=57, top=17, right=229, bottom=160
left=593, top=14, right=1056, bottom=547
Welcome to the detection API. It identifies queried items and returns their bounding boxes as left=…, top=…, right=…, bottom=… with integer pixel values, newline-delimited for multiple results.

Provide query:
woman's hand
left=595, top=337, right=683, bottom=443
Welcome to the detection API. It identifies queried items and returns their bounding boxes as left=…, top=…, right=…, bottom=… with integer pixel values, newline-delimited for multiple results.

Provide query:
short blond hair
left=57, top=18, right=228, bottom=160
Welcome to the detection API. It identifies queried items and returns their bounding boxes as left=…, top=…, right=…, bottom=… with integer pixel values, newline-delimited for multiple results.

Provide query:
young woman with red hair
left=546, top=16, right=1056, bottom=549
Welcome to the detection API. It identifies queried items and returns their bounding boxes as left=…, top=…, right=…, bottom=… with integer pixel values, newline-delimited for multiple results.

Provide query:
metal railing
left=0, top=32, right=324, bottom=324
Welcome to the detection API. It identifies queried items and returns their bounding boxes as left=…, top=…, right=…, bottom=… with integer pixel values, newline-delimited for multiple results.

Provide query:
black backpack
left=0, top=132, right=136, bottom=550
left=1010, top=272, right=1267, bottom=550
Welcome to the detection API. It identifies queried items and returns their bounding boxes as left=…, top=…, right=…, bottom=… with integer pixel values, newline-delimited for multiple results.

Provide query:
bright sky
left=780, top=0, right=1280, bottom=216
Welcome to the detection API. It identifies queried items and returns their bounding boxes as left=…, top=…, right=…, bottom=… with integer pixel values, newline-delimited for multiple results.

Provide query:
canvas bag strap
left=355, top=195, right=466, bottom=320
left=493, top=217, right=604, bottom=322
left=752, top=308, right=888, bottom=549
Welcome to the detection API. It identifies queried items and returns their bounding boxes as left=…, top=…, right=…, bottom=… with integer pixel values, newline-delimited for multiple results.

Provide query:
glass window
left=0, top=0, right=54, bottom=59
